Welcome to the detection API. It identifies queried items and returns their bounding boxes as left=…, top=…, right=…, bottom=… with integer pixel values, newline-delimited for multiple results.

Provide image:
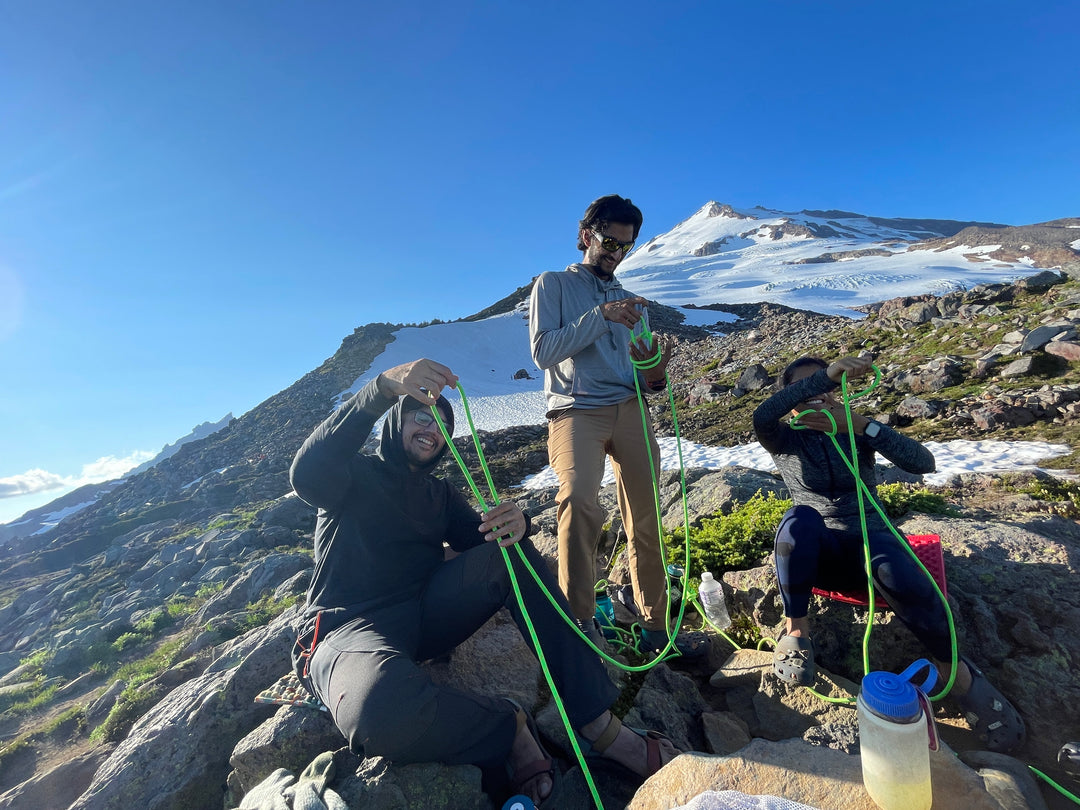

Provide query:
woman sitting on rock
left=753, top=353, right=1026, bottom=754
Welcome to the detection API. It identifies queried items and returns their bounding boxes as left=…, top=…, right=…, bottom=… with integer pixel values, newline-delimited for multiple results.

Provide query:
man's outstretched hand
left=378, top=359, right=459, bottom=404
left=478, top=502, right=527, bottom=548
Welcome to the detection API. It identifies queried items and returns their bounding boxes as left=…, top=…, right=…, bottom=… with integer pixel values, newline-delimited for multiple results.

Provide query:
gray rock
left=334, top=756, right=491, bottom=810
left=67, top=608, right=299, bottom=810
left=195, top=552, right=311, bottom=624
left=736, top=364, right=772, bottom=392
left=627, top=739, right=1008, bottom=810
left=0, top=745, right=116, bottom=810
left=1000, top=357, right=1038, bottom=378
left=701, top=711, right=751, bottom=755
left=229, top=705, right=344, bottom=796
left=1020, top=323, right=1075, bottom=352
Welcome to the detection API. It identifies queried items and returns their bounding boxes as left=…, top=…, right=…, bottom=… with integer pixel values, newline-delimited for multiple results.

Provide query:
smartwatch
left=864, top=419, right=882, bottom=439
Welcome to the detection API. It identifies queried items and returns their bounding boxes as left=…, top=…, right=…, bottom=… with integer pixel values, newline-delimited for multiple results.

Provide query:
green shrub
left=17, top=649, right=50, bottom=673
left=90, top=683, right=166, bottom=743
left=241, top=593, right=298, bottom=630
left=4, top=684, right=58, bottom=717
left=723, top=613, right=764, bottom=649
left=0, top=680, right=43, bottom=715
left=111, top=632, right=148, bottom=653
left=1024, top=478, right=1080, bottom=517
left=877, top=483, right=955, bottom=519
left=666, top=490, right=792, bottom=584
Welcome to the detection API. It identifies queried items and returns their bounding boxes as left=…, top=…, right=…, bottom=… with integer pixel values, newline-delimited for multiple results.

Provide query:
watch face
left=865, top=421, right=881, bottom=438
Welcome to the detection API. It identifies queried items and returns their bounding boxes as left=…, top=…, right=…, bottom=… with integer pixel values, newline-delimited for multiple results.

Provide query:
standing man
left=290, top=358, right=679, bottom=806
left=529, top=195, right=704, bottom=657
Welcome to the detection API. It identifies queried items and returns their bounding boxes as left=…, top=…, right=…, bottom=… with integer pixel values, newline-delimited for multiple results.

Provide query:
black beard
left=586, top=262, right=615, bottom=282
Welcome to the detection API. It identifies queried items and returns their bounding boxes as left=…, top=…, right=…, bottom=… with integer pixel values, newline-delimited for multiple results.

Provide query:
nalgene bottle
left=697, top=571, right=731, bottom=629
left=858, top=659, right=938, bottom=810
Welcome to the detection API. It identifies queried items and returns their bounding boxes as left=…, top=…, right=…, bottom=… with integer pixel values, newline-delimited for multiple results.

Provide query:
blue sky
left=1, top=0, right=1077, bottom=524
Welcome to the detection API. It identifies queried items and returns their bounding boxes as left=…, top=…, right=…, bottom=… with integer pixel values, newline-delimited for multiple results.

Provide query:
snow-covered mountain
left=617, top=202, right=1064, bottom=314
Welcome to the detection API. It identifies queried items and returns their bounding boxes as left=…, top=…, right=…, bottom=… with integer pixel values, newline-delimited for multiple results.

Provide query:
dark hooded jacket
left=290, top=377, right=491, bottom=632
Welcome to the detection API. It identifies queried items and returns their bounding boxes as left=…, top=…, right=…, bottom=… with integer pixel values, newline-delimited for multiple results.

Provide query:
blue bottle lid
left=861, top=659, right=938, bottom=720
left=503, top=795, right=536, bottom=810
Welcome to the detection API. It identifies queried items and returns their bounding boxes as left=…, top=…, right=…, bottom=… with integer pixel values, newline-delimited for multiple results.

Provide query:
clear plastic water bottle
left=858, top=659, right=939, bottom=810
left=697, top=571, right=731, bottom=629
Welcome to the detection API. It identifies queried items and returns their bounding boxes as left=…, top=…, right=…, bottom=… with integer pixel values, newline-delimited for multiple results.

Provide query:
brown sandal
left=579, top=712, right=678, bottom=778
left=506, top=700, right=555, bottom=805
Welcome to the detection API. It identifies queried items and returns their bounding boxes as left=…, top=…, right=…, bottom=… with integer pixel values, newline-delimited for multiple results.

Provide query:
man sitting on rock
left=289, top=357, right=678, bottom=805
left=754, top=353, right=1026, bottom=754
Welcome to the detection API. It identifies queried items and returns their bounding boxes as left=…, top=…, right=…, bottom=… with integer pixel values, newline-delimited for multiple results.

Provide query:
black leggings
left=301, top=538, right=618, bottom=769
left=773, top=504, right=951, bottom=660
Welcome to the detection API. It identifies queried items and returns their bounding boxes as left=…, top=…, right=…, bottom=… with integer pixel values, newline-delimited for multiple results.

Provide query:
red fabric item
left=812, top=534, right=946, bottom=607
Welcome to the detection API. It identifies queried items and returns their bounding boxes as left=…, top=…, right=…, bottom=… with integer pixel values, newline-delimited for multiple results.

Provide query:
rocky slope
left=1, top=269, right=1079, bottom=809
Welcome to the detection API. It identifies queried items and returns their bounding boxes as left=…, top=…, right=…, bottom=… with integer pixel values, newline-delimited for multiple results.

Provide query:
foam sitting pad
left=812, top=534, right=946, bottom=607
left=254, top=671, right=327, bottom=711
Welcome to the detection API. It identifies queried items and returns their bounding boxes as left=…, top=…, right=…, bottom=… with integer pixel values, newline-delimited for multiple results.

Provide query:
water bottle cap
left=861, top=659, right=937, bottom=719
left=701, top=571, right=715, bottom=582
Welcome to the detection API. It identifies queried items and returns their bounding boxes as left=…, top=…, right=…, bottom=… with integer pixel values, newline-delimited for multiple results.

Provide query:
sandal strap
left=585, top=712, right=622, bottom=754
left=644, top=731, right=663, bottom=775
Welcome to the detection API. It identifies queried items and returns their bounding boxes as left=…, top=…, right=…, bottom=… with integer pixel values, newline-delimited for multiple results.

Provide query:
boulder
left=0, top=746, right=116, bottom=810
left=627, top=739, right=1011, bottom=810
left=67, top=607, right=300, bottom=810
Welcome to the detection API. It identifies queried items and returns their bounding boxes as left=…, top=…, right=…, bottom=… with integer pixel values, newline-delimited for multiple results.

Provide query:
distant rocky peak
left=703, top=201, right=754, bottom=220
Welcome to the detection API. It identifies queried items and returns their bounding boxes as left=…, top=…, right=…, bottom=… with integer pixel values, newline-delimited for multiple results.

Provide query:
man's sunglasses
left=592, top=230, right=635, bottom=255
left=412, top=409, right=440, bottom=428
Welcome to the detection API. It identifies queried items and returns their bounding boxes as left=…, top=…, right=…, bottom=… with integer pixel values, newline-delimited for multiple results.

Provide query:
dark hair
left=779, top=356, right=827, bottom=389
left=577, top=194, right=643, bottom=251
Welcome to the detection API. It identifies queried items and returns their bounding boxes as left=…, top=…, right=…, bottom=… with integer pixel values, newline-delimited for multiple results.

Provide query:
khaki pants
left=547, top=399, right=669, bottom=631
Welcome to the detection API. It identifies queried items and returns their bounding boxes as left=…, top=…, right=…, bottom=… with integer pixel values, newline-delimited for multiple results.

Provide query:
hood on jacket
left=377, top=393, right=455, bottom=474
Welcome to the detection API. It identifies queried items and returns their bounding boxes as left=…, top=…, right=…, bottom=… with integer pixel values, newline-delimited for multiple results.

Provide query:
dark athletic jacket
left=290, top=377, right=518, bottom=633
left=753, top=367, right=936, bottom=537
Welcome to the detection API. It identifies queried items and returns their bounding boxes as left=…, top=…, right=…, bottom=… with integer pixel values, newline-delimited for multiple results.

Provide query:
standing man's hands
left=631, top=333, right=672, bottom=388
left=378, top=359, right=459, bottom=404
left=478, top=502, right=527, bottom=547
left=601, top=296, right=649, bottom=328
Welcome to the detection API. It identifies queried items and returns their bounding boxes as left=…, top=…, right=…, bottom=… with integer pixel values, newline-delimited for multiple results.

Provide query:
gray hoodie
left=529, top=263, right=650, bottom=413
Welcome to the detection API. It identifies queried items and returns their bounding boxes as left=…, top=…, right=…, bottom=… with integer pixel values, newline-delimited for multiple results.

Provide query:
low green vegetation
left=722, top=613, right=765, bottom=650
left=241, top=592, right=299, bottom=630
left=90, top=681, right=168, bottom=744
left=876, top=483, right=958, bottom=519
left=1023, top=477, right=1080, bottom=518
left=665, top=490, right=792, bottom=588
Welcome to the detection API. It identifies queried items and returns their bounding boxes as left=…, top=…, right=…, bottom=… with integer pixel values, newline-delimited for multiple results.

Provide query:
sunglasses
left=592, top=230, right=635, bottom=255
left=412, top=409, right=441, bottom=429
